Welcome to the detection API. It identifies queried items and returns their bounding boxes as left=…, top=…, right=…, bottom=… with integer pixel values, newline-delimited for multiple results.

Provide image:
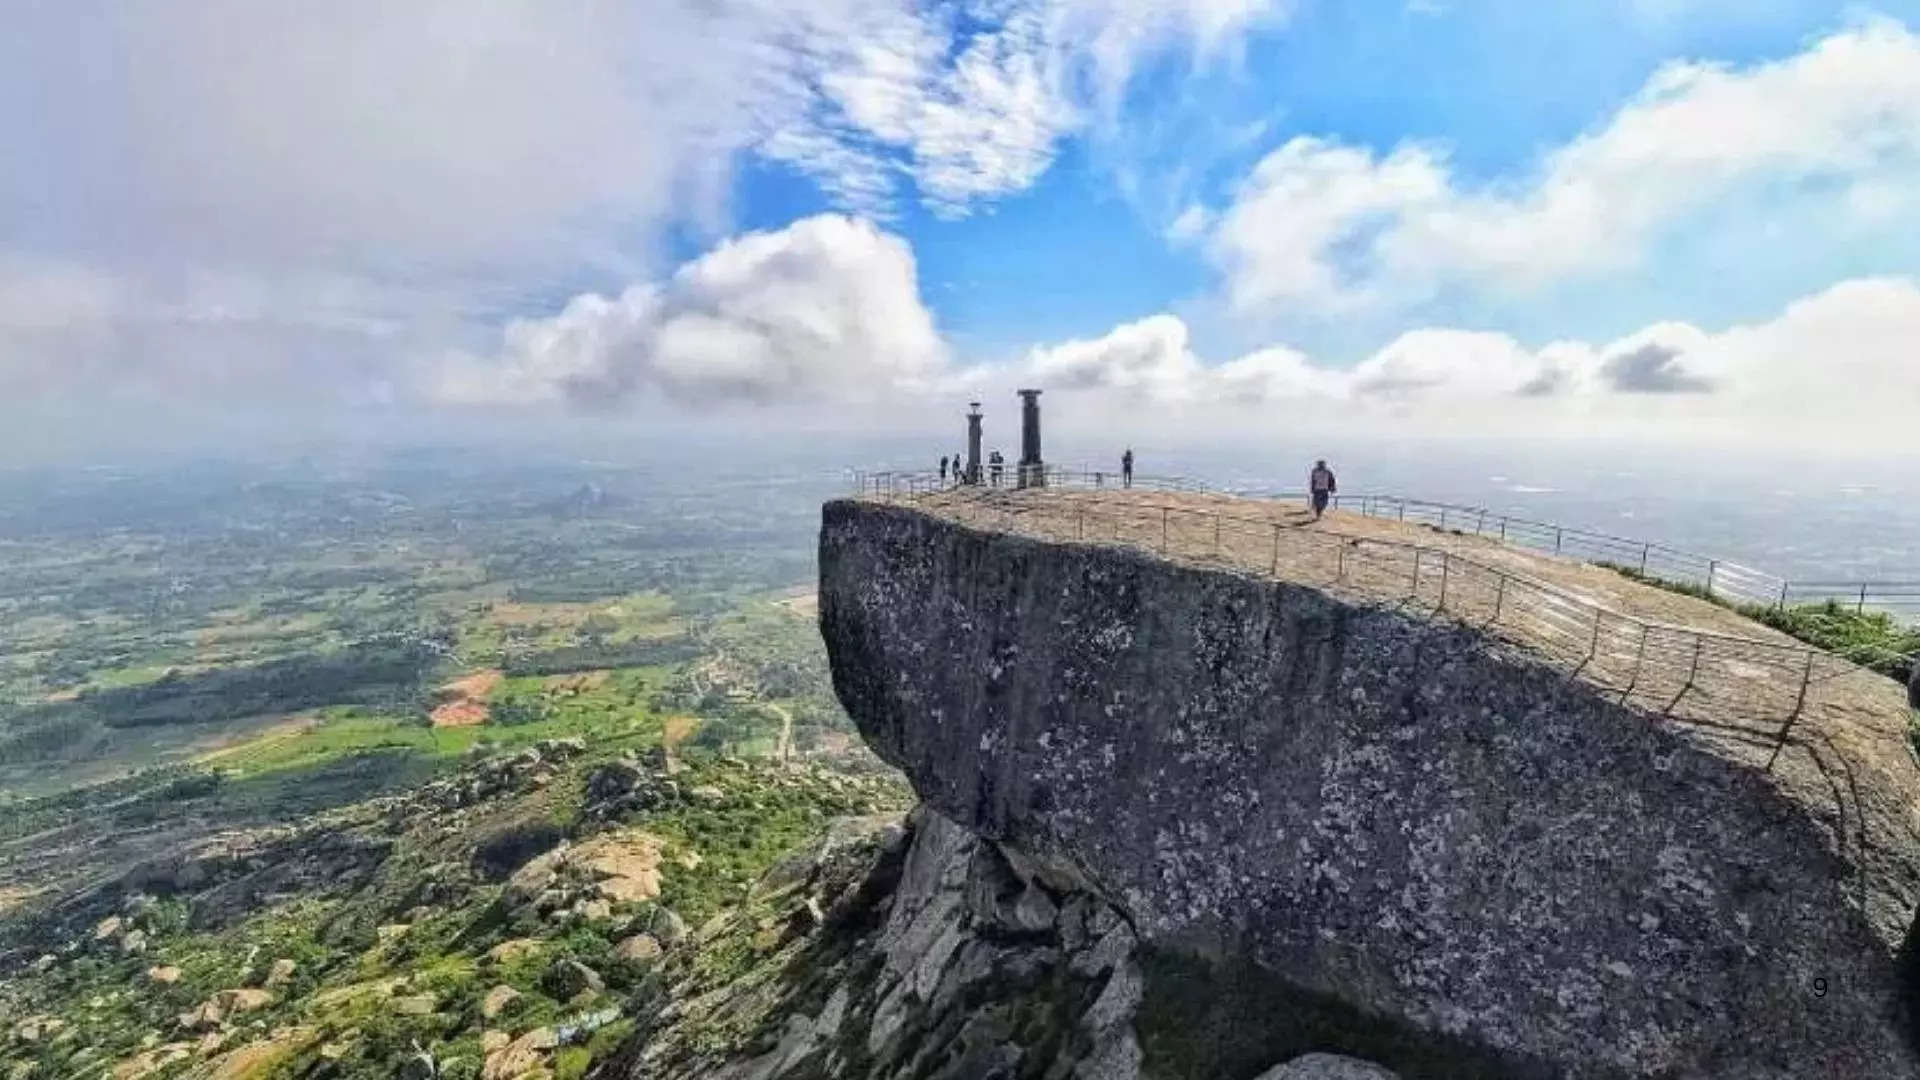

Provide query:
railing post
left=1161, top=508, right=1169, bottom=553
left=1554, top=527, right=1563, bottom=554
left=1859, top=584, right=1869, bottom=613
left=1437, top=554, right=1450, bottom=610
left=1077, top=508, right=1084, bottom=541
left=1336, top=541, right=1347, bottom=581
left=1271, top=524, right=1281, bottom=575
left=1588, top=610, right=1602, bottom=662
left=1639, top=543, right=1650, bottom=575
left=1213, top=513, right=1221, bottom=554
left=1499, top=518, right=1508, bottom=543
left=1776, top=581, right=1789, bottom=610
left=1440, top=508, right=1448, bottom=532
left=1475, top=509, right=1486, bottom=535
left=1410, top=548, right=1422, bottom=599
left=1705, top=560, right=1718, bottom=596
left=1621, top=624, right=1650, bottom=699
left=1493, top=575, right=1507, bottom=623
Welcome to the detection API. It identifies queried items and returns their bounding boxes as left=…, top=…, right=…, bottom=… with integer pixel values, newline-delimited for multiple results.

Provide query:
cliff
left=818, top=495, right=1920, bottom=1078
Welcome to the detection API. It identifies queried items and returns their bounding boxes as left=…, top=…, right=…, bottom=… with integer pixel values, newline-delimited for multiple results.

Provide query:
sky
left=5, top=0, right=1920, bottom=458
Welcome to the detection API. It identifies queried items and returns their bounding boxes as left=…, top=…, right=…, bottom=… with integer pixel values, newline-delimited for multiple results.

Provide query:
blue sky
left=4, top=0, right=1920, bottom=452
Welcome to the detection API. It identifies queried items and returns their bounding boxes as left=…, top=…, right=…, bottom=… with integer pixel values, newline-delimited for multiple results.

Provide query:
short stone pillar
left=965, top=403, right=983, bottom=485
left=1016, top=389, right=1045, bottom=488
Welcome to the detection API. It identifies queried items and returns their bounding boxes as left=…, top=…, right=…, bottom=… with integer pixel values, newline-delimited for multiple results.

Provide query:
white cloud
left=1025, top=314, right=1205, bottom=398
left=995, top=276, right=1920, bottom=447
left=434, top=215, right=946, bottom=408
left=1166, top=204, right=1215, bottom=243
left=0, top=0, right=1293, bottom=420
left=766, top=0, right=1291, bottom=216
left=1207, top=19, right=1920, bottom=313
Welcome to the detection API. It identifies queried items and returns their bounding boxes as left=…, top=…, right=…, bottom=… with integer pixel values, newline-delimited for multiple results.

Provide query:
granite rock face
left=819, top=500, right=1920, bottom=1078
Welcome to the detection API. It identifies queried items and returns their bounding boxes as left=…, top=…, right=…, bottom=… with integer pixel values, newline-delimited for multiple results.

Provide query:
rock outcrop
left=819, top=499, right=1920, bottom=1078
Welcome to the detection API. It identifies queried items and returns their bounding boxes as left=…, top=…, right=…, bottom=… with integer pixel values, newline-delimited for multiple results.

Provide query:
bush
left=1597, top=564, right=1918, bottom=683
left=1744, top=602, right=1919, bottom=682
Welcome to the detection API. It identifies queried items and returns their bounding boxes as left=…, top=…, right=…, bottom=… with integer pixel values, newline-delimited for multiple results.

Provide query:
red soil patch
left=431, top=668, right=503, bottom=728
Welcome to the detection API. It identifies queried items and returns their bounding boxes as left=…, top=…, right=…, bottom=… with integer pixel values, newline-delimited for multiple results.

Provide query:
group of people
left=935, top=448, right=1339, bottom=519
left=938, top=451, right=1005, bottom=485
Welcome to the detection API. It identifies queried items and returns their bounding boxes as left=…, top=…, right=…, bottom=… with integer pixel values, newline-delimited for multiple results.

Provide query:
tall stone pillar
left=965, top=403, right=983, bottom=485
left=1017, top=388, right=1045, bottom=488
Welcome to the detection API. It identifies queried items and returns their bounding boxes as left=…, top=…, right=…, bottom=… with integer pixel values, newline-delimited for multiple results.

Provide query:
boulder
left=503, top=846, right=569, bottom=905
left=482, top=1027, right=557, bottom=1080
left=1254, top=1055, right=1401, bottom=1080
left=586, top=761, right=643, bottom=802
left=147, top=966, right=183, bottom=984
left=650, top=907, right=689, bottom=945
left=612, top=934, right=664, bottom=966
left=263, top=959, right=296, bottom=988
left=481, top=984, right=522, bottom=1020
left=486, top=938, right=544, bottom=964
left=820, top=500, right=1920, bottom=1078
left=542, top=959, right=604, bottom=1000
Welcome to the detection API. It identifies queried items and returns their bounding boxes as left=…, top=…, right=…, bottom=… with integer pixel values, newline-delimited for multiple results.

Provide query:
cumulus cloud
left=1206, top=19, right=1920, bottom=313
left=434, top=216, right=946, bottom=409
left=992, top=275, right=1920, bottom=446
left=1600, top=343, right=1715, bottom=393
left=0, top=0, right=1293, bottom=416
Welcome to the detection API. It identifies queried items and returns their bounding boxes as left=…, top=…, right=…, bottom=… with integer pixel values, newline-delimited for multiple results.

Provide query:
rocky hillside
left=818, top=497, right=1920, bottom=1078
left=0, top=738, right=910, bottom=1080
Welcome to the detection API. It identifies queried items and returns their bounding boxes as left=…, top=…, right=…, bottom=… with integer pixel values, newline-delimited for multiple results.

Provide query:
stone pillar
left=966, top=403, right=983, bottom=485
left=1017, top=389, right=1045, bottom=488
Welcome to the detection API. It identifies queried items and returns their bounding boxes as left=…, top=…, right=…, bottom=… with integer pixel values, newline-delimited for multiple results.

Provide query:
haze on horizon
left=5, top=0, right=1920, bottom=460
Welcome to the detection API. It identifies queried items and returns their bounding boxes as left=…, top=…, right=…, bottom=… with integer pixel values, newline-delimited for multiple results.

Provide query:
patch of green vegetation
left=1597, top=563, right=1919, bottom=681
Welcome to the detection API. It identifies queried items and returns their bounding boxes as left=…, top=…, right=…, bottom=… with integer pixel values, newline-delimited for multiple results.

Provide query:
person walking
left=1121, top=448, right=1134, bottom=489
left=939, top=455, right=949, bottom=483
left=1309, top=459, right=1337, bottom=521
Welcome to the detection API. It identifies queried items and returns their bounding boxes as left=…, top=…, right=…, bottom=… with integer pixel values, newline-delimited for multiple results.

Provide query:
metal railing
left=848, top=467, right=1914, bottom=763
left=853, top=468, right=1919, bottom=622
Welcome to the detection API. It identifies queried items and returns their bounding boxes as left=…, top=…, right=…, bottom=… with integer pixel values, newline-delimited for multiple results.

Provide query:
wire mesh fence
left=849, top=467, right=1907, bottom=758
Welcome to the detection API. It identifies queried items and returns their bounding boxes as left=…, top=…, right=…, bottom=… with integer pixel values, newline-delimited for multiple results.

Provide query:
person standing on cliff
left=1122, top=448, right=1134, bottom=488
left=939, top=455, right=949, bottom=483
left=989, top=450, right=1004, bottom=486
left=1310, top=459, right=1337, bottom=520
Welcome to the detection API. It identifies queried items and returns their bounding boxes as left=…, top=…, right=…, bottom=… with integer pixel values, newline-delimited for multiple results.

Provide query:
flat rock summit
left=818, top=487, right=1920, bottom=1078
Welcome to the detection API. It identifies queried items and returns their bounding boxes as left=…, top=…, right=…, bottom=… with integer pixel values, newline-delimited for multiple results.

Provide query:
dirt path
left=765, top=702, right=794, bottom=764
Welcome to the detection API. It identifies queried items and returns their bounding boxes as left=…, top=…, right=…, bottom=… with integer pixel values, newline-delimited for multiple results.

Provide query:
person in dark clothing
left=1309, top=459, right=1337, bottom=520
left=955, top=451, right=965, bottom=483
left=939, top=456, right=949, bottom=483
left=989, top=450, right=1004, bottom=486
left=1121, top=448, right=1134, bottom=489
